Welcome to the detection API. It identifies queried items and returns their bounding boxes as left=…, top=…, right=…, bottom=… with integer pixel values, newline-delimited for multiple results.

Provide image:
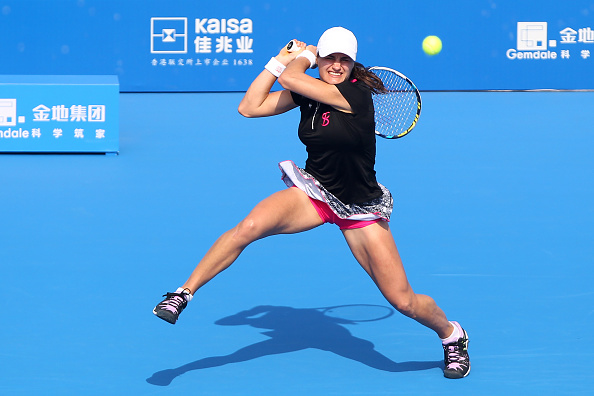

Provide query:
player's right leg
left=153, top=187, right=323, bottom=324
left=183, top=187, right=323, bottom=292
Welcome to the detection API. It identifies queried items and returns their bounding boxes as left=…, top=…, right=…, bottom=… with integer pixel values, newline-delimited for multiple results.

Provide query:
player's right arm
left=237, top=74, right=296, bottom=118
left=238, top=40, right=305, bottom=118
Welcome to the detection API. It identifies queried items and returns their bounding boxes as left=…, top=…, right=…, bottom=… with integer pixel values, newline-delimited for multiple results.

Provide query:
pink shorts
left=308, top=197, right=382, bottom=230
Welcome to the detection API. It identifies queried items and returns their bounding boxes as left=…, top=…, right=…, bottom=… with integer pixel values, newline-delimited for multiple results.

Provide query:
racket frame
left=369, top=66, right=422, bottom=139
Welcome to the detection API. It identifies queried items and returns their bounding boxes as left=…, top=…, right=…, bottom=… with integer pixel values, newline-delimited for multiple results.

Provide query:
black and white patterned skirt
left=278, top=160, right=393, bottom=222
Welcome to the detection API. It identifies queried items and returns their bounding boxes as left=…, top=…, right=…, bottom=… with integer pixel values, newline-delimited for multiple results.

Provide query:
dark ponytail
left=351, top=62, right=387, bottom=94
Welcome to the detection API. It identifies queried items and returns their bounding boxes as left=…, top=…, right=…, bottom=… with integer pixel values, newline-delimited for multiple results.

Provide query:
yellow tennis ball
left=422, top=35, right=442, bottom=56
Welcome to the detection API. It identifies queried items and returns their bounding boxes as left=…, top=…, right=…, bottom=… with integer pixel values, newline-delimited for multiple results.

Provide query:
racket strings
left=371, top=69, right=420, bottom=138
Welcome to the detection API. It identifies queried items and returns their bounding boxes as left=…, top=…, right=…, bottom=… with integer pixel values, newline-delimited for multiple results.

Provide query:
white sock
left=441, top=321, right=461, bottom=344
left=176, top=287, right=193, bottom=302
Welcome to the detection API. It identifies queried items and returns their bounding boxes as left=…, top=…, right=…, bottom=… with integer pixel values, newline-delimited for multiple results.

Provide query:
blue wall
left=1, top=0, right=594, bottom=91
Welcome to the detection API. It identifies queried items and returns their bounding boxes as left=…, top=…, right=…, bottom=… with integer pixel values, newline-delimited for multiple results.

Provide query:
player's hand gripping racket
left=286, top=39, right=317, bottom=69
left=369, top=66, right=422, bottom=139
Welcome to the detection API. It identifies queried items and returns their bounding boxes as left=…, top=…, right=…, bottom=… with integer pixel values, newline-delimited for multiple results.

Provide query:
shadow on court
left=147, top=304, right=443, bottom=386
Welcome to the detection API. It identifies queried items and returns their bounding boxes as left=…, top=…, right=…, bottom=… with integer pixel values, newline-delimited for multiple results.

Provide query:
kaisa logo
left=150, top=17, right=255, bottom=68
left=507, top=22, right=558, bottom=60
left=151, top=17, right=253, bottom=55
left=151, top=17, right=188, bottom=54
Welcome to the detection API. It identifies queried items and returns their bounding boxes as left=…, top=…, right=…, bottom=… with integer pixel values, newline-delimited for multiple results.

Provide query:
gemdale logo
left=0, top=99, right=17, bottom=126
left=507, top=22, right=558, bottom=60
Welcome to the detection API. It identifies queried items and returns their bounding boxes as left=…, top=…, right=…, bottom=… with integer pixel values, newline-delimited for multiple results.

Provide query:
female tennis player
left=153, top=27, right=470, bottom=379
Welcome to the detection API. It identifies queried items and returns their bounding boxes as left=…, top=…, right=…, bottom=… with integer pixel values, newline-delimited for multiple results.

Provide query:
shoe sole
left=153, top=308, right=177, bottom=324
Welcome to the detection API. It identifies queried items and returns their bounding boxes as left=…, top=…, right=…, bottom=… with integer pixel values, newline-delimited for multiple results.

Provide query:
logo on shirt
left=321, top=112, right=330, bottom=126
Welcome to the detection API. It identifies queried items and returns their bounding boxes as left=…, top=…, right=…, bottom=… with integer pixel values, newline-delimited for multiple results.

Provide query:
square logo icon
left=0, top=99, right=17, bottom=126
left=517, top=22, right=548, bottom=51
left=151, top=17, right=187, bottom=54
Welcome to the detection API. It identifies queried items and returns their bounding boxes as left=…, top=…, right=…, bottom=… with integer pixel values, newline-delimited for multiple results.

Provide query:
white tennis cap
left=317, top=27, right=357, bottom=61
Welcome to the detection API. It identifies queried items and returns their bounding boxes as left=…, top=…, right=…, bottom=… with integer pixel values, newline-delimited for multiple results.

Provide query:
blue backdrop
left=1, top=0, right=594, bottom=91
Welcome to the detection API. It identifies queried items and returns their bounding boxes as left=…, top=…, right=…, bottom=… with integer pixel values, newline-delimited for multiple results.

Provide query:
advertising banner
left=0, top=75, right=119, bottom=153
left=0, top=1, right=593, bottom=92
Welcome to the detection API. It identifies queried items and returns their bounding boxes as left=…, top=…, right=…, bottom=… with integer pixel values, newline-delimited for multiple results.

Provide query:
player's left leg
left=341, top=221, right=470, bottom=378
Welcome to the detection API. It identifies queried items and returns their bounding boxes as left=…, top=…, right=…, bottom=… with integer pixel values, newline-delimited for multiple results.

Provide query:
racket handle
left=286, top=39, right=299, bottom=52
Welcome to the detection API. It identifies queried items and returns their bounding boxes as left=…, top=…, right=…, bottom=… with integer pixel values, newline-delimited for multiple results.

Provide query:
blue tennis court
left=1, top=91, right=593, bottom=395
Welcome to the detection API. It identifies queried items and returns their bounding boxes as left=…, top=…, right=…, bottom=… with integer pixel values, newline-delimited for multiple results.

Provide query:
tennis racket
left=369, top=66, right=422, bottom=139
